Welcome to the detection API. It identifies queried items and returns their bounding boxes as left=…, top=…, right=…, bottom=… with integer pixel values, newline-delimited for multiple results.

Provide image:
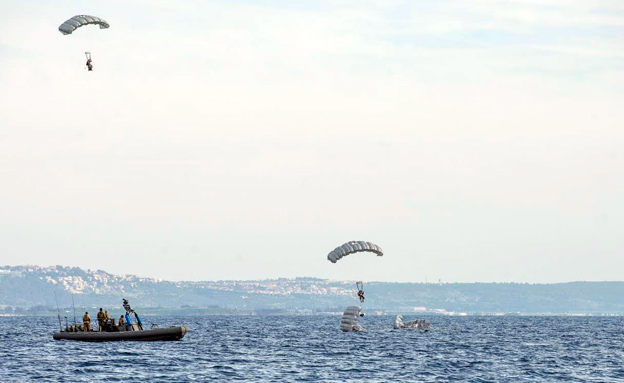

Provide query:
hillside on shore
left=1, top=265, right=622, bottom=315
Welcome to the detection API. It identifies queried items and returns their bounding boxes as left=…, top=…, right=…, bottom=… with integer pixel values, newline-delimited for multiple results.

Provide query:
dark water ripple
left=0, top=316, right=622, bottom=382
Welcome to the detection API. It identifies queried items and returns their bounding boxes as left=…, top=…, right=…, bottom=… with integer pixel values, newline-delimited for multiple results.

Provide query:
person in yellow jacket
left=96, top=308, right=105, bottom=331
left=118, top=315, right=125, bottom=327
left=104, top=310, right=110, bottom=320
left=83, top=311, right=91, bottom=332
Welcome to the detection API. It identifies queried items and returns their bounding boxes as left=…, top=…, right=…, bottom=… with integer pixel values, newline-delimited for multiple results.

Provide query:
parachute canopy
left=340, top=306, right=365, bottom=332
left=394, top=315, right=431, bottom=330
left=59, top=15, right=110, bottom=35
left=327, top=241, right=383, bottom=264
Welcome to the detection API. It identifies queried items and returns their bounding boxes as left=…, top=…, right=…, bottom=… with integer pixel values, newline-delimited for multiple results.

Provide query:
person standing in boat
left=118, top=315, right=125, bottom=328
left=97, top=308, right=105, bottom=331
left=83, top=311, right=91, bottom=332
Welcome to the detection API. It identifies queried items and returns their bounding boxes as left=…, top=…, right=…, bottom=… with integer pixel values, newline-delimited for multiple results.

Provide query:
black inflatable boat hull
left=53, top=326, right=187, bottom=342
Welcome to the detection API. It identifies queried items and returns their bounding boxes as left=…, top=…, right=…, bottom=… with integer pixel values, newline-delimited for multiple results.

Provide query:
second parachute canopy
left=58, top=15, right=110, bottom=35
left=327, top=241, right=383, bottom=264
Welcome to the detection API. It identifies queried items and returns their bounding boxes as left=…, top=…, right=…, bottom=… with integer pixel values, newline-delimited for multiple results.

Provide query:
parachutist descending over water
left=356, top=281, right=365, bottom=303
left=58, top=16, right=109, bottom=71
left=326, top=242, right=383, bottom=305
left=357, top=290, right=365, bottom=302
left=85, top=52, right=93, bottom=71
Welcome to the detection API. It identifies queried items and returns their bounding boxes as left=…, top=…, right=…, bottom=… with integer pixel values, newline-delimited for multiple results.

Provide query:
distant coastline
left=1, top=265, right=623, bottom=315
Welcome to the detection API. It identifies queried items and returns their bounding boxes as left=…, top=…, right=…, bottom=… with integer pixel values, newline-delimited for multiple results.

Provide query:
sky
left=0, top=0, right=622, bottom=283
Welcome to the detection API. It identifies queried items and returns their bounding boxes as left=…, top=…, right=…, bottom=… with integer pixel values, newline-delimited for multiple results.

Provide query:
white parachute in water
left=394, top=315, right=431, bottom=330
left=58, top=15, right=110, bottom=35
left=340, top=306, right=365, bottom=332
left=327, top=241, right=383, bottom=264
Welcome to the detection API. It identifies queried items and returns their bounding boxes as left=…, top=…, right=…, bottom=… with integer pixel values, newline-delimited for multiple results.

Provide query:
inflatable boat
left=53, top=298, right=187, bottom=342
left=53, top=325, right=187, bottom=342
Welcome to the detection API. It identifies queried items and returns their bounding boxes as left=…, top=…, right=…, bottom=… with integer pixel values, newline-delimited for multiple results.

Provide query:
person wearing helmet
left=96, top=308, right=105, bottom=331
left=83, top=311, right=91, bottom=332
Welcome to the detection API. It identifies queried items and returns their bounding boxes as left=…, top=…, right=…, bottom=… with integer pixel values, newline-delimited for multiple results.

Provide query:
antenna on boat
left=54, top=290, right=62, bottom=332
left=71, top=295, right=77, bottom=325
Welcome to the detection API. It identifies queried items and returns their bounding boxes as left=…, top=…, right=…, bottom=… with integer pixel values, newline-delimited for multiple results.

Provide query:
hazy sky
left=1, top=0, right=622, bottom=283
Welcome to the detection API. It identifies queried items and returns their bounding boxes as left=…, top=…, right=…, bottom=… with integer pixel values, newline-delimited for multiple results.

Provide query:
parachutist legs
left=357, top=290, right=365, bottom=303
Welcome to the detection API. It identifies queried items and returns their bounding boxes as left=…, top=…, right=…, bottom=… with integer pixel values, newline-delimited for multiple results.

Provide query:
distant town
left=1, top=265, right=622, bottom=316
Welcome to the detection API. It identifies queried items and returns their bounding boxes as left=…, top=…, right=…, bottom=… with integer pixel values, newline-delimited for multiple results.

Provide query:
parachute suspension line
left=85, top=52, right=91, bottom=60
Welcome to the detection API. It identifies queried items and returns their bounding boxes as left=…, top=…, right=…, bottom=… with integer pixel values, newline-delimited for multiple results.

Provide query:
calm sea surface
left=0, top=315, right=622, bottom=382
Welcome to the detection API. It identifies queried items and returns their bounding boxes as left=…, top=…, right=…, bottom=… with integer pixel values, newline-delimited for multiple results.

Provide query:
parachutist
left=357, top=290, right=365, bottom=303
left=86, top=59, right=93, bottom=71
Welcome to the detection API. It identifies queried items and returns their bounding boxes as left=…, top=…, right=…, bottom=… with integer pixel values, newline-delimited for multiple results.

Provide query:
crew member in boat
left=97, top=308, right=105, bottom=331
left=83, top=311, right=91, bottom=332
left=104, top=310, right=110, bottom=321
left=118, top=315, right=125, bottom=327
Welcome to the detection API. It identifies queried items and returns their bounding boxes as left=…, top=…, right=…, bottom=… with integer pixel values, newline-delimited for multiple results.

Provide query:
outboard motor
left=125, top=313, right=132, bottom=330
left=122, top=299, right=143, bottom=331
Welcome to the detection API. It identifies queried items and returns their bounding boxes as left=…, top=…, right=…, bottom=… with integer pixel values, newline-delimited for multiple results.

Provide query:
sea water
left=0, top=315, right=622, bottom=382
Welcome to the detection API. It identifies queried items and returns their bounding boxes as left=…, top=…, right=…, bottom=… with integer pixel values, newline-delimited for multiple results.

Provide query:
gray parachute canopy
left=340, top=306, right=365, bottom=332
left=327, top=241, right=383, bottom=264
left=58, top=15, right=110, bottom=35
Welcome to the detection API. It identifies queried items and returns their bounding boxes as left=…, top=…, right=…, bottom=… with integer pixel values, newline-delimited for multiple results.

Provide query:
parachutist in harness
left=357, top=290, right=365, bottom=303
left=85, top=52, right=92, bottom=71
left=356, top=281, right=365, bottom=303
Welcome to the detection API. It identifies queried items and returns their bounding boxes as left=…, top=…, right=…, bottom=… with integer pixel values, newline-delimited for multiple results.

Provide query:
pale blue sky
left=0, top=0, right=622, bottom=282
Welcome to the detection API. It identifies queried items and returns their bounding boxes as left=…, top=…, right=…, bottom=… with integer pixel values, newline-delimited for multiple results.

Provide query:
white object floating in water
left=340, top=306, right=365, bottom=332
